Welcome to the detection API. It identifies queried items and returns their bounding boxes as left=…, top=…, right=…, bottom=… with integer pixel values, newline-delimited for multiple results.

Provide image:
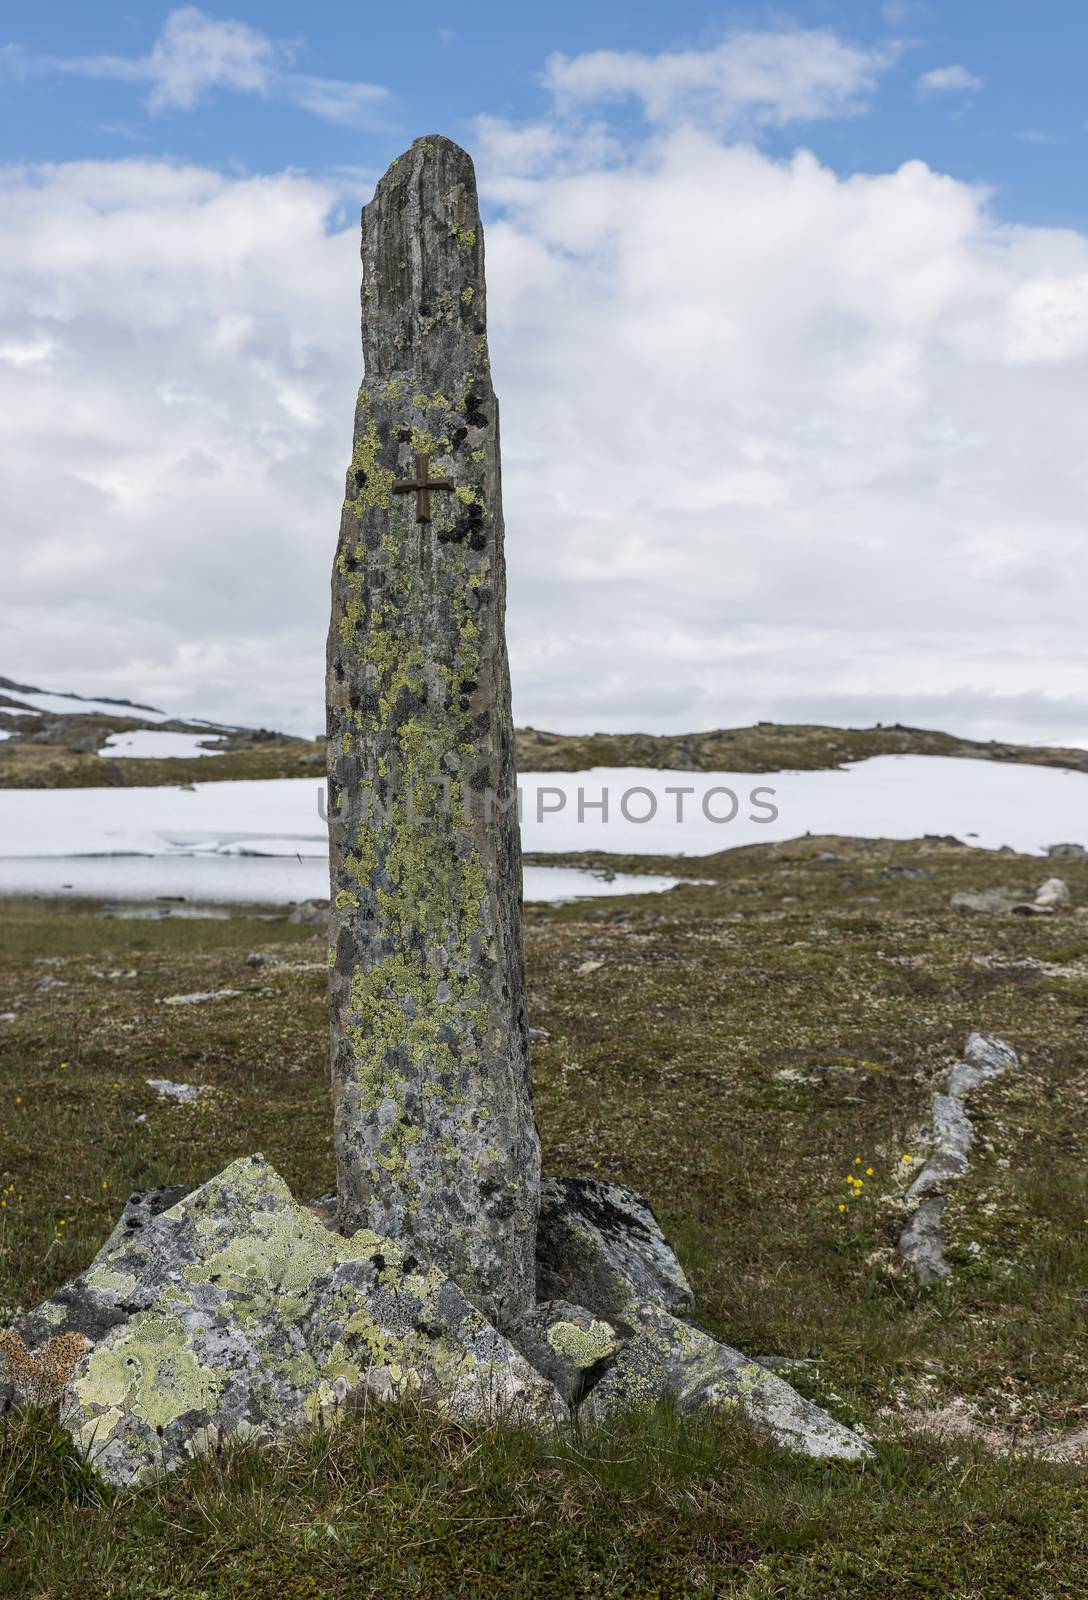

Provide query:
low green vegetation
left=2, top=833, right=1087, bottom=1595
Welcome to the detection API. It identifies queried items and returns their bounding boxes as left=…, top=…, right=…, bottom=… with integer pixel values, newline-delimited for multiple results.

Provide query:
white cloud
left=1, top=101, right=1087, bottom=746
left=918, top=64, right=983, bottom=94
left=19, top=7, right=390, bottom=127
left=544, top=30, right=895, bottom=129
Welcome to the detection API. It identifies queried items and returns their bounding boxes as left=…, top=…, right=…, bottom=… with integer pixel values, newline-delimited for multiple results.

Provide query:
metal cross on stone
left=326, top=135, right=540, bottom=1325
left=393, top=451, right=456, bottom=523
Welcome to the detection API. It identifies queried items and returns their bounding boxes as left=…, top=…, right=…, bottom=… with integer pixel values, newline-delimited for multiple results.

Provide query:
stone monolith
left=326, top=136, right=540, bottom=1323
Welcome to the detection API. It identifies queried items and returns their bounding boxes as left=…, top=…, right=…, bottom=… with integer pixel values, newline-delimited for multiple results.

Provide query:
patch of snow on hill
left=99, top=731, right=228, bottom=760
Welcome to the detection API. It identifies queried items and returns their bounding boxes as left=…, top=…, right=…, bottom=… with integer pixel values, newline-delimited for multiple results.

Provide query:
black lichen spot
left=463, top=391, right=488, bottom=428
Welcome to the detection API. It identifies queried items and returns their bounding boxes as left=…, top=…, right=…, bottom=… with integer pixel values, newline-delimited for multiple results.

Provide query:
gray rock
left=536, top=1176, right=694, bottom=1320
left=949, top=888, right=1022, bottom=914
left=506, top=1300, right=621, bottom=1405
left=287, top=899, right=329, bottom=926
left=1045, top=843, right=1086, bottom=859
left=898, top=1034, right=1019, bottom=1282
left=581, top=1304, right=870, bottom=1461
left=878, top=865, right=929, bottom=880
left=1035, top=877, right=1071, bottom=908
left=16, top=1156, right=564, bottom=1487
left=160, top=990, right=241, bottom=1007
left=897, top=1197, right=951, bottom=1284
left=326, top=136, right=539, bottom=1323
left=146, top=1079, right=202, bottom=1104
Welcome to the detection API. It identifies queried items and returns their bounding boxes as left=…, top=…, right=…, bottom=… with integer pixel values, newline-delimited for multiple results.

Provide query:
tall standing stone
left=327, top=136, right=540, bottom=1323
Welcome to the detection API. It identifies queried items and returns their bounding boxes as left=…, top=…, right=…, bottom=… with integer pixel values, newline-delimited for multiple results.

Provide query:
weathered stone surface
left=581, top=1304, right=871, bottom=1461
left=1046, top=842, right=1086, bottom=859
left=949, top=888, right=1022, bottom=914
left=507, top=1299, right=621, bottom=1405
left=536, top=1177, right=694, bottom=1320
left=1035, top=876, right=1071, bottom=908
left=899, top=1033, right=1020, bottom=1281
left=897, top=1196, right=950, bottom=1284
left=17, top=1156, right=564, bottom=1487
left=326, top=134, right=539, bottom=1323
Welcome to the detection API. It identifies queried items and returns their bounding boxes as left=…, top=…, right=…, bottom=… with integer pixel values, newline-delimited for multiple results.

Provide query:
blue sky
left=0, top=5, right=1085, bottom=743
left=3, top=2, right=1085, bottom=228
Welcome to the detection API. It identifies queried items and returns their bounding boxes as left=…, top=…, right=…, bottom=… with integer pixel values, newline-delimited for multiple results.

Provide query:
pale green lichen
left=546, top=1318, right=620, bottom=1370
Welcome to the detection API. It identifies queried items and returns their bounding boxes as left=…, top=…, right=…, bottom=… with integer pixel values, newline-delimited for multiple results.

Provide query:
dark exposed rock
left=536, top=1177, right=694, bottom=1320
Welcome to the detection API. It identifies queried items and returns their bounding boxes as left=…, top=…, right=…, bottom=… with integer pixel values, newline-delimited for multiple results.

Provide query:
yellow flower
left=854, top=1157, right=862, bottom=1165
left=902, top=1155, right=912, bottom=1163
left=58, top=1061, right=68, bottom=1070
left=866, top=1167, right=874, bottom=1176
left=838, top=1204, right=846, bottom=1212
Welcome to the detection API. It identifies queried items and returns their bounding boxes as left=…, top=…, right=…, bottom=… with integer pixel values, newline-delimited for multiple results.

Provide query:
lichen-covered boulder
left=507, top=1299, right=621, bottom=1405
left=536, top=1177, right=694, bottom=1320
left=581, top=1304, right=871, bottom=1461
left=20, top=1155, right=563, bottom=1487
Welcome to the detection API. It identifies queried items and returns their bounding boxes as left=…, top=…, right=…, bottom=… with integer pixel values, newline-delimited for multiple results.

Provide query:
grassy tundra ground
left=2, top=713, right=1086, bottom=787
left=1, top=835, right=1087, bottom=1596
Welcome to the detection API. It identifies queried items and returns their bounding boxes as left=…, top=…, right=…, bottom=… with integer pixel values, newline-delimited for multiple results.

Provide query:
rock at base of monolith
left=579, top=1303, right=870, bottom=1461
left=326, top=134, right=538, bottom=1326
left=506, top=1299, right=622, bottom=1406
left=532, top=1176, right=871, bottom=1460
left=7, top=1161, right=871, bottom=1480
left=6, top=1156, right=564, bottom=1487
left=535, top=1177, right=695, bottom=1319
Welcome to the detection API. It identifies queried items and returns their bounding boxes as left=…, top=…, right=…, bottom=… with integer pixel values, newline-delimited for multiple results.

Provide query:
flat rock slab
left=898, top=1032, right=1020, bottom=1282
left=13, top=1156, right=563, bottom=1487
left=581, top=1304, right=871, bottom=1461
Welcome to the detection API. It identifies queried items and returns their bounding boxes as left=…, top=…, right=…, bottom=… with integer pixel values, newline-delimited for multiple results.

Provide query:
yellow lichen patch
left=74, top=1313, right=223, bottom=1439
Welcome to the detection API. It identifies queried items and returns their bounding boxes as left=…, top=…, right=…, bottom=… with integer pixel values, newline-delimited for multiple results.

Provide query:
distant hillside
left=1, top=676, right=1085, bottom=788
left=0, top=678, right=320, bottom=789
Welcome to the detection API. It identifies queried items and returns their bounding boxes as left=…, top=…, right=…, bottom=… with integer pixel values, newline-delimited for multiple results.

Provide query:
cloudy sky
left=1, top=2, right=1086, bottom=744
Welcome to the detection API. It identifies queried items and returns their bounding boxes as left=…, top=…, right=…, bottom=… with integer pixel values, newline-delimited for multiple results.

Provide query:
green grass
left=1, top=833, right=1087, bottom=1595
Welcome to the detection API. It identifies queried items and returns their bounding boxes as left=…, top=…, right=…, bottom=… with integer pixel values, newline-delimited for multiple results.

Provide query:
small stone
left=949, top=888, right=1021, bottom=914
left=160, top=989, right=242, bottom=1006
left=146, top=1079, right=203, bottom=1104
left=1034, top=877, right=1071, bottom=909
left=576, top=960, right=606, bottom=974
left=287, top=899, right=329, bottom=926
left=245, top=953, right=267, bottom=969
